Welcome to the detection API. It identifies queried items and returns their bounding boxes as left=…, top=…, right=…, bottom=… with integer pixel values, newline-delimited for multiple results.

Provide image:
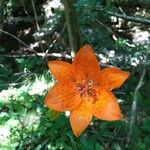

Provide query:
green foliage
left=0, top=46, right=5, bottom=52
left=0, top=74, right=53, bottom=149
left=4, top=0, right=43, bottom=17
left=15, top=56, right=44, bottom=71
left=76, top=0, right=114, bottom=50
left=0, top=0, right=149, bottom=149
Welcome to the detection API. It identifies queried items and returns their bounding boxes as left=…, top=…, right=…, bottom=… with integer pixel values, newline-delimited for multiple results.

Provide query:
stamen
left=88, top=80, right=94, bottom=86
left=75, top=79, right=97, bottom=103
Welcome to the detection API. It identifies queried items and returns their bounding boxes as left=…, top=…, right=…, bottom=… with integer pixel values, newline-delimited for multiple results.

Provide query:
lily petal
left=70, top=100, right=93, bottom=137
left=94, top=89, right=122, bottom=121
left=45, top=81, right=81, bottom=111
left=73, top=45, right=100, bottom=81
left=99, top=67, right=130, bottom=90
left=48, top=61, right=72, bottom=82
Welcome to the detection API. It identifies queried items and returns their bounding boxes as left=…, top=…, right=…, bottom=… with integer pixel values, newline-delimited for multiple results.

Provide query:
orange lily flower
left=44, top=45, right=130, bottom=137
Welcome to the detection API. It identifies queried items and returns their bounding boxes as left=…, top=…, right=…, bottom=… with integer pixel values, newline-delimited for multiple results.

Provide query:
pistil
left=75, top=79, right=97, bottom=103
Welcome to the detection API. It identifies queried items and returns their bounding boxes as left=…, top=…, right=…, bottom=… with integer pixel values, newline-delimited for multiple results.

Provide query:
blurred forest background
left=0, top=0, right=149, bottom=150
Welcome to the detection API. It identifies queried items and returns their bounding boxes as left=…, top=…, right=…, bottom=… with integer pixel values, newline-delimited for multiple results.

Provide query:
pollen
left=75, top=79, right=97, bottom=103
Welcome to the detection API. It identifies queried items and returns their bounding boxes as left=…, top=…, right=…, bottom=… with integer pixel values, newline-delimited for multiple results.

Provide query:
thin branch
left=0, top=52, right=72, bottom=59
left=0, top=28, right=67, bottom=60
left=0, top=52, right=120, bottom=68
left=0, top=82, right=24, bottom=86
left=4, top=16, right=43, bottom=24
left=45, top=22, right=67, bottom=56
left=102, top=134, right=126, bottom=140
left=0, top=29, right=39, bottom=54
left=0, top=29, right=30, bottom=48
left=31, top=0, right=48, bottom=62
left=126, top=66, right=146, bottom=147
left=31, top=0, right=40, bottom=31
left=20, top=0, right=29, bottom=16
left=108, top=11, right=150, bottom=25
left=20, top=0, right=35, bottom=26
left=126, top=49, right=148, bottom=147
left=88, top=12, right=117, bottom=36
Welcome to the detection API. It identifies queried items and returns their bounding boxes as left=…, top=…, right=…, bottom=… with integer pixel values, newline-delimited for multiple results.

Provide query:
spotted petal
left=44, top=81, right=81, bottom=111
left=48, top=61, right=73, bottom=82
left=73, top=45, right=100, bottom=82
left=99, top=67, right=130, bottom=90
left=94, top=89, right=122, bottom=121
left=70, top=100, right=93, bottom=137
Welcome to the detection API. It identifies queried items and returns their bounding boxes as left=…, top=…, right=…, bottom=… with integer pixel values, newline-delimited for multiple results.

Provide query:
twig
left=0, top=28, right=70, bottom=60
left=31, top=0, right=40, bottom=31
left=20, top=0, right=35, bottom=26
left=67, top=134, right=78, bottom=150
left=102, top=134, right=126, bottom=140
left=0, top=52, right=126, bottom=69
left=0, top=82, right=24, bottom=86
left=118, top=7, right=126, bottom=16
left=45, top=22, right=67, bottom=57
left=108, top=11, right=150, bottom=25
left=4, top=16, right=43, bottom=24
left=20, top=0, right=29, bottom=16
left=0, top=29, right=30, bottom=48
left=0, top=29, right=38, bottom=54
left=125, top=38, right=147, bottom=147
left=0, top=52, right=72, bottom=59
left=31, top=0, right=48, bottom=62
left=88, top=12, right=117, bottom=36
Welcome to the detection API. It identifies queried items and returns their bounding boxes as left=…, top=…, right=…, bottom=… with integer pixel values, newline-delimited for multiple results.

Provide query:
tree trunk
left=63, top=0, right=81, bottom=56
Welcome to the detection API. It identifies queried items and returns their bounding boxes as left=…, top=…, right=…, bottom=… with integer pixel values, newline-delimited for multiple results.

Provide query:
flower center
left=75, top=79, right=97, bottom=103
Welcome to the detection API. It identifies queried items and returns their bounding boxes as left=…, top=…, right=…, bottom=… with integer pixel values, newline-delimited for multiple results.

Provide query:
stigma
left=75, top=79, right=97, bottom=103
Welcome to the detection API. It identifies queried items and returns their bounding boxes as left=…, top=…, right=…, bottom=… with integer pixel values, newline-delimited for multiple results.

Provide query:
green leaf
left=144, top=136, right=150, bottom=147
left=142, top=119, right=150, bottom=132
left=112, top=143, right=122, bottom=150
left=79, top=136, right=92, bottom=150
left=95, top=143, right=104, bottom=150
left=46, top=109, right=61, bottom=121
